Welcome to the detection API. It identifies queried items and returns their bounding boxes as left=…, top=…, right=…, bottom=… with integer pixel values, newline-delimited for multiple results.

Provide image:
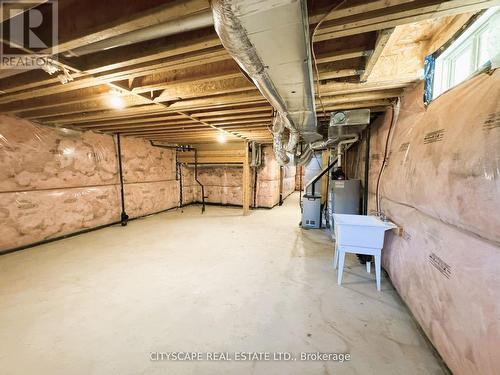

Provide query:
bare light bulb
left=108, top=91, right=126, bottom=109
left=217, top=132, right=226, bottom=143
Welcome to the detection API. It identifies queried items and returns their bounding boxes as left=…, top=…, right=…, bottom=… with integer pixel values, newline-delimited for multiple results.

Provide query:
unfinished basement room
left=0, top=1, right=499, bottom=374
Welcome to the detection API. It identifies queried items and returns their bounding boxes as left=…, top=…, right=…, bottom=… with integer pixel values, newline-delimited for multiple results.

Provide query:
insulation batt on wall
left=347, top=70, right=500, bottom=375
left=0, top=116, right=296, bottom=251
left=0, top=116, right=178, bottom=252
left=180, top=146, right=295, bottom=208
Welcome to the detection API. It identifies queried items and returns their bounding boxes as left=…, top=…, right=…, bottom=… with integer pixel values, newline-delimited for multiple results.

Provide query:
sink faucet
left=370, top=210, right=388, bottom=222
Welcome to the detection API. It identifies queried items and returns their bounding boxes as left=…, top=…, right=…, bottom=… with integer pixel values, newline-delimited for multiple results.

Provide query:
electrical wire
left=375, top=98, right=400, bottom=212
left=311, top=0, right=347, bottom=119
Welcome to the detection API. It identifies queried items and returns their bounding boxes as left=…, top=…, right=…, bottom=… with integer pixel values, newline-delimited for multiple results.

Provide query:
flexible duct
left=272, top=114, right=290, bottom=165
left=63, top=11, right=214, bottom=57
left=250, top=141, right=262, bottom=167
left=211, top=0, right=320, bottom=164
left=296, top=145, right=314, bottom=166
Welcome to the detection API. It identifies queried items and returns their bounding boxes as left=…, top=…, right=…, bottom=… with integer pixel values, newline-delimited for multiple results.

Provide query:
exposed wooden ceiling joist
left=0, top=0, right=488, bottom=144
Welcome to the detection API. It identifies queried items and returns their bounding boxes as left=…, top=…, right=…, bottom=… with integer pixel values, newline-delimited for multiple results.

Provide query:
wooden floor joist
left=0, top=0, right=489, bottom=144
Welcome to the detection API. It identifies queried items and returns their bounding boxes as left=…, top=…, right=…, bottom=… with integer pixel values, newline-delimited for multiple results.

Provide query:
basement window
left=426, top=7, right=500, bottom=102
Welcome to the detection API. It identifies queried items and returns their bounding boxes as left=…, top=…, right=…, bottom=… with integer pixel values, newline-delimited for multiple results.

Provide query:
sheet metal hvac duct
left=211, top=0, right=320, bottom=166
left=63, top=11, right=214, bottom=57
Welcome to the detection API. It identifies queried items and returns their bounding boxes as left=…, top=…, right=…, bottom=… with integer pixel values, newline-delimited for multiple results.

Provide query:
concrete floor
left=0, top=193, right=446, bottom=375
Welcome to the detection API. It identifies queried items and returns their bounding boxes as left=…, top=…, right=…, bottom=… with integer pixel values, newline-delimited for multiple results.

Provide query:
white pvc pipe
left=337, top=135, right=359, bottom=169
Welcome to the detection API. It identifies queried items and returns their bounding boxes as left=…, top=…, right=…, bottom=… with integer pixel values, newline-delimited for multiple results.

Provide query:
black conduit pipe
left=193, top=148, right=206, bottom=213
left=175, top=146, right=206, bottom=213
left=149, top=141, right=184, bottom=209
left=116, top=134, right=129, bottom=226
left=253, top=167, right=258, bottom=208
left=178, top=161, right=183, bottom=208
left=299, top=166, right=303, bottom=212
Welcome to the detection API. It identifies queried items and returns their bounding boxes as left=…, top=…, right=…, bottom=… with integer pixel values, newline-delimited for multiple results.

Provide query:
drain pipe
left=116, top=134, right=129, bottom=226
left=193, top=148, right=206, bottom=214
left=253, top=167, right=258, bottom=208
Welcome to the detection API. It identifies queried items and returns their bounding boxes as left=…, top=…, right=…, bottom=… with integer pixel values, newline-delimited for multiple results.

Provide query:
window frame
left=426, top=6, right=499, bottom=103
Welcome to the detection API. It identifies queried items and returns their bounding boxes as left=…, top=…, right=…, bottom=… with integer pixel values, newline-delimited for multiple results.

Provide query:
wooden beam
left=320, top=89, right=403, bottom=105
left=0, top=47, right=230, bottom=96
left=360, top=28, right=394, bottom=82
left=81, top=33, right=221, bottom=74
left=41, top=91, right=265, bottom=125
left=130, top=59, right=242, bottom=93
left=22, top=96, right=152, bottom=120
left=192, top=105, right=272, bottom=117
left=155, top=77, right=254, bottom=102
left=318, top=69, right=364, bottom=81
left=314, top=0, right=500, bottom=41
left=0, top=85, right=112, bottom=113
left=208, top=118, right=271, bottom=126
left=315, top=47, right=372, bottom=64
left=118, top=126, right=270, bottom=137
left=318, top=79, right=412, bottom=96
left=56, top=0, right=211, bottom=54
left=309, top=0, right=415, bottom=24
left=177, top=150, right=246, bottom=164
left=80, top=120, right=200, bottom=132
left=321, top=100, right=392, bottom=111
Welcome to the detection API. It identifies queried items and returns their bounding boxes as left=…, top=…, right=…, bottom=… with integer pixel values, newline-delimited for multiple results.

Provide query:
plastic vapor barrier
left=357, top=70, right=500, bottom=375
left=0, top=116, right=179, bottom=251
left=180, top=146, right=294, bottom=208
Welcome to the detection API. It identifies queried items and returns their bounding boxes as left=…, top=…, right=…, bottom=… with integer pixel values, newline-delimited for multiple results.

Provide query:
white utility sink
left=333, top=214, right=396, bottom=249
left=333, top=214, right=397, bottom=291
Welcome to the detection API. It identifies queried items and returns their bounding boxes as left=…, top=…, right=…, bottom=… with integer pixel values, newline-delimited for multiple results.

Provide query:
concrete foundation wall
left=0, top=116, right=178, bottom=252
left=348, top=70, right=500, bottom=375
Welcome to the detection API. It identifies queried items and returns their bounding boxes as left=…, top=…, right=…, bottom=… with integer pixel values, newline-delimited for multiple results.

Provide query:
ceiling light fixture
left=217, top=132, right=226, bottom=143
left=108, top=89, right=126, bottom=109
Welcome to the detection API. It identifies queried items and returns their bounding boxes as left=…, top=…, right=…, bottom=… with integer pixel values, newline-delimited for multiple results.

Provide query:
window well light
left=108, top=89, right=126, bottom=109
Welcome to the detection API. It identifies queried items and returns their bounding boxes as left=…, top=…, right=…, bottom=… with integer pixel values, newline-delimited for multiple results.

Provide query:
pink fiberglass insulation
left=256, top=146, right=282, bottom=207
left=380, top=72, right=500, bottom=242
left=282, top=164, right=297, bottom=199
left=0, top=116, right=179, bottom=251
left=295, top=166, right=304, bottom=191
left=180, top=165, right=245, bottom=205
left=0, top=116, right=118, bottom=191
left=358, top=70, right=500, bottom=375
left=0, top=186, right=121, bottom=250
left=180, top=145, right=292, bottom=208
left=120, top=137, right=179, bottom=218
